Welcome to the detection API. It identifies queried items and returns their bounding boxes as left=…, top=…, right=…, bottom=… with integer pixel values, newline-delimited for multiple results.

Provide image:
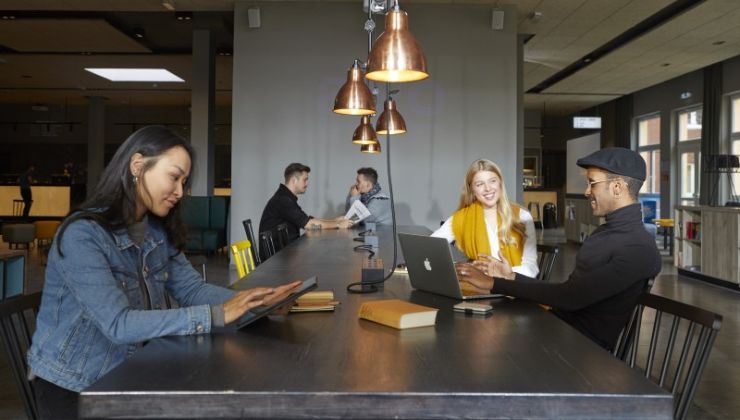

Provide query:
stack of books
left=290, top=290, right=339, bottom=312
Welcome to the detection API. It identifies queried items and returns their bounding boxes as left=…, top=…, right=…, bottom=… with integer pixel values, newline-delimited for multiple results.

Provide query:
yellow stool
left=33, top=220, right=61, bottom=245
left=653, top=218, right=674, bottom=256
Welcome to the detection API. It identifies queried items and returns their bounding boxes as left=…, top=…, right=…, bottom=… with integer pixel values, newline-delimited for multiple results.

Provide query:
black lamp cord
left=347, top=83, right=398, bottom=294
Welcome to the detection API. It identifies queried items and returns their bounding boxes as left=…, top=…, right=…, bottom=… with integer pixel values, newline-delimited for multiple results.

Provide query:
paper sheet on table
left=345, top=200, right=371, bottom=223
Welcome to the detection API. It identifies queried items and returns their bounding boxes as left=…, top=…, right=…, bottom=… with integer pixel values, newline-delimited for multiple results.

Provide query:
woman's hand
left=223, top=287, right=275, bottom=324
left=223, top=281, right=303, bottom=324
left=260, top=280, right=303, bottom=312
left=455, top=262, right=494, bottom=294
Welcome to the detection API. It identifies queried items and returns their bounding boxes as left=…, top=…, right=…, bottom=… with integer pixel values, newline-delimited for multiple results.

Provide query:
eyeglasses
left=586, top=178, right=618, bottom=189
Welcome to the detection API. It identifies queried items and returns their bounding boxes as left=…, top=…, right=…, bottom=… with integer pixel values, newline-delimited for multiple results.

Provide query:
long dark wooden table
left=79, top=225, right=672, bottom=418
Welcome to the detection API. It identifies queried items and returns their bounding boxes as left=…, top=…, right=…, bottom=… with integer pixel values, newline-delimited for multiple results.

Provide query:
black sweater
left=492, top=203, right=661, bottom=350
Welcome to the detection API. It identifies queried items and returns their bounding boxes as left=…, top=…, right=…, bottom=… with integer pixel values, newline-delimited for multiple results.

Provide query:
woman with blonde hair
left=432, top=159, right=538, bottom=278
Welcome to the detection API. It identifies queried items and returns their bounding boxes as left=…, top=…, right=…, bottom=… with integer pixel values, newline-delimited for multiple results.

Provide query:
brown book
left=358, top=299, right=438, bottom=329
left=291, top=290, right=338, bottom=313
left=295, top=290, right=334, bottom=303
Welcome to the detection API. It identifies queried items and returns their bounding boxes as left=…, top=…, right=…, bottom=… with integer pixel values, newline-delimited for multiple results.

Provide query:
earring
left=133, top=175, right=138, bottom=184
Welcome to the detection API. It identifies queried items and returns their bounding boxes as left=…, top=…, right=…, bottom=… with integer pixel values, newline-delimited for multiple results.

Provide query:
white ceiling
left=1, top=0, right=739, bottom=116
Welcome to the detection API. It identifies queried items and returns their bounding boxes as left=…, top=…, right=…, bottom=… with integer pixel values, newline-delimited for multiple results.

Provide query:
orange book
left=358, top=299, right=438, bottom=329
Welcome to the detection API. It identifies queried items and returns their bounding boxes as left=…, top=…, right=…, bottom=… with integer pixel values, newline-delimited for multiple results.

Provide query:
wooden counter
left=0, top=185, right=70, bottom=217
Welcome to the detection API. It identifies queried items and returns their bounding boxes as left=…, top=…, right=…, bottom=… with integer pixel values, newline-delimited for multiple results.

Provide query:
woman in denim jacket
left=27, top=126, right=300, bottom=419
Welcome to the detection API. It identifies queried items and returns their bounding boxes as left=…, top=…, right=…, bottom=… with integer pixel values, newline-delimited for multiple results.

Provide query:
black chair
left=535, top=244, right=559, bottom=282
left=0, top=292, right=42, bottom=420
left=259, top=230, right=277, bottom=261
left=241, top=219, right=261, bottom=266
left=275, top=223, right=290, bottom=251
left=621, top=293, right=722, bottom=420
left=613, top=278, right=655, bottom=360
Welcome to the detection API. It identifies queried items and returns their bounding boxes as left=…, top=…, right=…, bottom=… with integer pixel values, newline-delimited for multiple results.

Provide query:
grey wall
left=230, top=1, right=521, bottom=241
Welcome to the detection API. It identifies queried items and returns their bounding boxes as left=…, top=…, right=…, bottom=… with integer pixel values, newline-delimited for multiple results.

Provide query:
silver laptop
left=398, top=233, right=501, bottom=300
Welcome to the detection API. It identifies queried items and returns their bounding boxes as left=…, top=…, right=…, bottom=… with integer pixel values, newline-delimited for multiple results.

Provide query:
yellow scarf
left=451, top=201, right=523, bottom=265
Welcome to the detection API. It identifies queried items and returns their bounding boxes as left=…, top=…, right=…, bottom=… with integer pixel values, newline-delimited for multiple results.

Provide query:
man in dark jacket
left=457, top=148, right=661, bottom=350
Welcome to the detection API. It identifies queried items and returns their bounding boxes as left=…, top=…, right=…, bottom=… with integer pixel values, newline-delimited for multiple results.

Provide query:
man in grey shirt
left=346, top=167, right=392, bottom=225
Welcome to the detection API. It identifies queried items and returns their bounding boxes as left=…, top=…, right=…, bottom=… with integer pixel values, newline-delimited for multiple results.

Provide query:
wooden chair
left=535, top=244, right=558, bottom=282
left=241, top=219, right=261, bottom=266
left=0, top=292, right=42, bottom=420
left=230, top=239, right=256, bottom=279
left=621, top=293, right=722, bottom=420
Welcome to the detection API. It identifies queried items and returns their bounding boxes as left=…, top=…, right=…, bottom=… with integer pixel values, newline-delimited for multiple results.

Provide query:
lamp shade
left=334, top=59, right=376, bottom=116
left=352, top=116, right=378, bottom=145
left=376, top=98, right=406, bottom=135
left=366, top=8, right=428, bottom=83
left=361, top=141, right=382, bottom=154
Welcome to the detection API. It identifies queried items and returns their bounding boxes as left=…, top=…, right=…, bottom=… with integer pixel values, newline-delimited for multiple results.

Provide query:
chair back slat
left=645, top=310, right=662, bottom=378
left=0, top=292, right=42, bottom=420
left=241, top=219, right=261, bottom=266
left=623, top=293, right=722, bottom=420
left=658, top=317, right=681, bottom=387
left=676, top=328, right=719, bottom=420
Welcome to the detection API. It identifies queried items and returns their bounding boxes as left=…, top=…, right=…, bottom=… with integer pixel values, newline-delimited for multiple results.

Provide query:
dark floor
left=1, top=228, right=738, bottom=419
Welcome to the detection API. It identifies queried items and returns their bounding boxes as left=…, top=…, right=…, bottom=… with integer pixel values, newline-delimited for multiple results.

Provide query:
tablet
left=234, top=276, right=318, bottom=329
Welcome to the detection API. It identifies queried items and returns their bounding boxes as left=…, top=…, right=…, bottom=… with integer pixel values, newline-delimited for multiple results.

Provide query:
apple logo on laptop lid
left=423, top=258, right=432, bottom=271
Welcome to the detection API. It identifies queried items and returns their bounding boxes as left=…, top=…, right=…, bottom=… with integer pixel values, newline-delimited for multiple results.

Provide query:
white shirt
left=431, top=207, right=539, bottom=278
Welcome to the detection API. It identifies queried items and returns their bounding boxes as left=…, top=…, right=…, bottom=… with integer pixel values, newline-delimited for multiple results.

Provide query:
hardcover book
left=358, top=299, right=438, bottom=329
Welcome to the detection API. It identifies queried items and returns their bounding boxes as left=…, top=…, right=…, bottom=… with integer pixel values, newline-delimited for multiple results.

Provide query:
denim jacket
left=27, top=217, right=235, bottom=392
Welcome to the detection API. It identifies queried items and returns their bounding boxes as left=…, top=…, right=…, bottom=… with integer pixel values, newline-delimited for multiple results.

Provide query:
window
left=676, top=107, right=702, bottom=205
left=731, top=96, right=740, bottom=200
left=637, top=115, right=661, bottom=195
left=678, top=108, right=702, bottom=141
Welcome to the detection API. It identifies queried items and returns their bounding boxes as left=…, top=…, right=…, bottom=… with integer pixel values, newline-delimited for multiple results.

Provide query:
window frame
left=635, top=113, right=661, bottom=196
left=675, top=105, right=703, bottom=205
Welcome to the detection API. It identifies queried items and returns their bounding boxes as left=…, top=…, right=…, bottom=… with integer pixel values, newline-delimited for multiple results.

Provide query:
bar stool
left=12, top=200, right=24, bottom=217
left=653, top=218, right=674, bottom=256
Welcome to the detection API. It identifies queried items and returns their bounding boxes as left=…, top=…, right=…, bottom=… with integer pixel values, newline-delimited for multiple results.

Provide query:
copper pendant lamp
left=361, top=141, right=382, bottom=154
left=352, top=115, right=378, bottom=145
left=365, top=7, right=428, bottom=83
left=333, top=59, right=376, bottom=116
left=376, top=98, right=406, bottom=135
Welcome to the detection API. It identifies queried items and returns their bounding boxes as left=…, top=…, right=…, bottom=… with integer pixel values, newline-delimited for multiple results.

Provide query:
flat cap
left=576, top=147, right=646, bottom=181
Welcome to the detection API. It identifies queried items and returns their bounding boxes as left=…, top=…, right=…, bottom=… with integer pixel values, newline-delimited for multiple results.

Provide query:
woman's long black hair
left=56, top=126, right=195, bottom=255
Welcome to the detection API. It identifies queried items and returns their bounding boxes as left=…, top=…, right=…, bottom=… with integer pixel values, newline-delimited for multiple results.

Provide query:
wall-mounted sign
left=573, top=116, right=602, bottom=129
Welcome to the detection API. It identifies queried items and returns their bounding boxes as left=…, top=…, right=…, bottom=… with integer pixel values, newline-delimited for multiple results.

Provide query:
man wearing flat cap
left=457, top=147, right=661, bottom=351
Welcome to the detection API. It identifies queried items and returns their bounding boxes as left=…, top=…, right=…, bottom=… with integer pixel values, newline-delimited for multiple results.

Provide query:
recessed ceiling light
left=713, top=40, right=726, bottom=46
left=133, top=28, right=145, bottom=39
left=162, top=0, right=175, bottom=11
left=660, top=63, right=670, bottom=67
left=175, top=12, right=192, bottom=21
left=85, top=68, right=185, bottom=82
